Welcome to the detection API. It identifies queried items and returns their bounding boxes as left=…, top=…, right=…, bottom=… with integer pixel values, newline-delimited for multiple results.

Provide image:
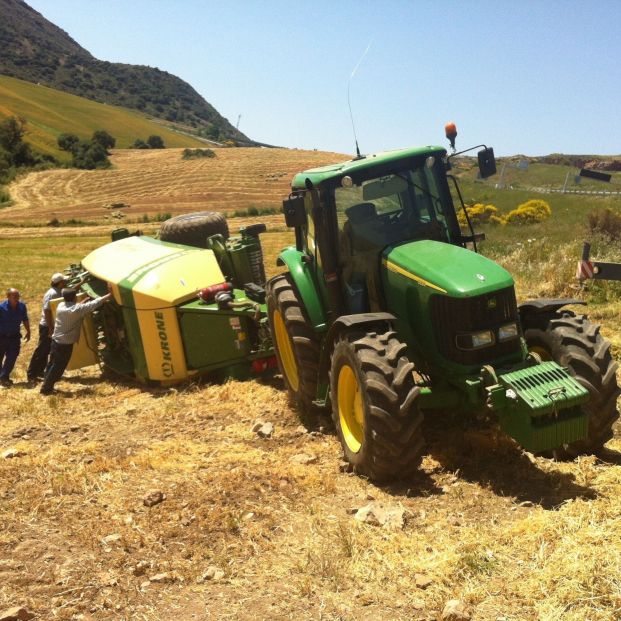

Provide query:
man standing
left=40, top=287, right=112, bottom=395
left=27, top=272, right=67, bottom=382
left=0, top=288, right=30, bottom=386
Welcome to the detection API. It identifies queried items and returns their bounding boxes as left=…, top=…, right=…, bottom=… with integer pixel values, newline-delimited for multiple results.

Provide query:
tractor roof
left=291, top=145, right=446, bottom=190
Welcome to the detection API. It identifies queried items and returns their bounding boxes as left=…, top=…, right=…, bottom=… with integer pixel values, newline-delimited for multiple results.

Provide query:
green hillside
left=0, top=0, right=251, bottom=143
left=0, top=75, right=207, bottom=159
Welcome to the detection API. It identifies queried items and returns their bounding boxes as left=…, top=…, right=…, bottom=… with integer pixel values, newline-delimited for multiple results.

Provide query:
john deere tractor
left=267, top=132, right=619, bottom=480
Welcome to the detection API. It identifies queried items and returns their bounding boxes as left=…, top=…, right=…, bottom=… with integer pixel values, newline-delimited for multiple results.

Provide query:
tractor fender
left=317, top=312, right=397, bottom=381
left=276, top=247, right=327, bottom=330
left=518, top=298, right=586, bottom=320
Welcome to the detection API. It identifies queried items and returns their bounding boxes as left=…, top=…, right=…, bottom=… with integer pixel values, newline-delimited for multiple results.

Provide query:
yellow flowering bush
left=457, top=203, right=502, bottom=226
left=505, top=199, right=552, bottom=225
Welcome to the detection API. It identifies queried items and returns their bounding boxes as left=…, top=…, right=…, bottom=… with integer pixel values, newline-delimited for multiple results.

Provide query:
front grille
left=430, top=286, right=521, bottom=366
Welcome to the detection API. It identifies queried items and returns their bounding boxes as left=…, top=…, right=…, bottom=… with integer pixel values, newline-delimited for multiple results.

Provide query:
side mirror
left=478, top=147, right=497, bottom=179
left=283, top=195, right=307, bottom=228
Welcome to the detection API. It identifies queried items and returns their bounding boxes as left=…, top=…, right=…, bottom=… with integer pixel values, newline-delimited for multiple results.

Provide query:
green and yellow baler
left=69, top=228, right=275, bottom=385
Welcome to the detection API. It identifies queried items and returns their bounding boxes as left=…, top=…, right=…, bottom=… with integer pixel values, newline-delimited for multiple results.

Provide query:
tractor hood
left=383, top=240, right=514, bottom=297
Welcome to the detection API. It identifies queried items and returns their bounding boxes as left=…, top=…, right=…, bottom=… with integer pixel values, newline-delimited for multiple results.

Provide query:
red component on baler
left=251, top=356, right=278, bottom=374
left=198, top=282, right=233, bottom=303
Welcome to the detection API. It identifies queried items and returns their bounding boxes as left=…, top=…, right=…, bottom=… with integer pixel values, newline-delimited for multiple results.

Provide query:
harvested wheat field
left=1, top=224, right=621, bottom=621
left=0, top=147, right=347, bottom=225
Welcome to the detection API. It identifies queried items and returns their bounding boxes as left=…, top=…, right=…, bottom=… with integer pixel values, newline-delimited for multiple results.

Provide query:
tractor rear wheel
left=159, top=211, right=229, bottom=247
left=523, top=310, right=620, bottom=458
left=266, top=274, right=320, bottom=413
left=330, top=330, right=424, bottom=481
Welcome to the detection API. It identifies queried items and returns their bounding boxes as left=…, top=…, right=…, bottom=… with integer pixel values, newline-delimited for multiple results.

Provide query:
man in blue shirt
left=0, top=288, right=31, bottom=386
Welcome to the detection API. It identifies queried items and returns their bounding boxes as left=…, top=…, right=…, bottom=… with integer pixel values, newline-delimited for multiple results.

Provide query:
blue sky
left=27, top=0, right=621, bottom=157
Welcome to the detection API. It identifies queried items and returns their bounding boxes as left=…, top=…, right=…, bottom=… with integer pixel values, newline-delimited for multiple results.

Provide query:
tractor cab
left=285, top=146, right=473, bottom=317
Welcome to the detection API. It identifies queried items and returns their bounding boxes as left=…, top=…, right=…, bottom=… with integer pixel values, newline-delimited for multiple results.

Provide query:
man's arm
left=72, top=292, right=113, bottom=318
left=21, top=304, right=30, bottom=341
left=44, top=308, right=53, bottom=334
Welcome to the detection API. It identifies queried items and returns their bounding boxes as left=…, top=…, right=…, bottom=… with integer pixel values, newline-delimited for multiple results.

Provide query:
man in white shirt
left=40, top=286, right=112, bottom=395
left=27, top=272, right=67, bottom=382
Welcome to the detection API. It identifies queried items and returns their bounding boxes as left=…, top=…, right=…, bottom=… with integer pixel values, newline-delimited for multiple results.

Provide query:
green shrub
left=147, top=135, right=165, bottom=149
left=0, top=188, right=11, bottom=207
left=181, top=148, right=216, bottom=160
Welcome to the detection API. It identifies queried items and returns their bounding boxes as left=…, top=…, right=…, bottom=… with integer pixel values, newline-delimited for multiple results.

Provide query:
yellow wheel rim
left=530, top=345, right=553, bottom=361
left=337, top=364, right=364, bottom=453
left=273, top=309, right=299, bottom=391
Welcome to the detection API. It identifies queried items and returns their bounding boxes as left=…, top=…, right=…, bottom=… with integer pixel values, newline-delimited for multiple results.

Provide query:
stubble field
left=0, top=147, right=346, bottom=225
left=1, top=149, right=621, bottom=621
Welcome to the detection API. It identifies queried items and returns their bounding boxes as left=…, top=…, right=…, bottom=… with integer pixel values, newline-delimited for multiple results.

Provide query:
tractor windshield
left=335, top=157, right=456, bottom=253
left=334, top=156, right=458, bottom=311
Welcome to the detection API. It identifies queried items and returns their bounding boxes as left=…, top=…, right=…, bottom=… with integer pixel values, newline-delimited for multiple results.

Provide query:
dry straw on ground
left=1, top=149, right=621, bottom=619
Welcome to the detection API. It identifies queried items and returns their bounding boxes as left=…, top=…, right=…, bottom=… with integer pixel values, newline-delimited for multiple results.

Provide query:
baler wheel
left=266, top=274, right=320, bottom=413
left=159, top=211, right=229, bottom=247
left=330, top=330, right=424, bottom=481
left=524, top=311, right=620, bottom=458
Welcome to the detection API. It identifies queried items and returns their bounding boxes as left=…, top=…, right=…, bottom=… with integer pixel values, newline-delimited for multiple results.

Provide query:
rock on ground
left=354, top=502, right=405, bottom=530
left=143, top=490, right=166, bottom=507
left=0, top=608, right=35, bottom=621
left=441, top=599, right=471, bottom=621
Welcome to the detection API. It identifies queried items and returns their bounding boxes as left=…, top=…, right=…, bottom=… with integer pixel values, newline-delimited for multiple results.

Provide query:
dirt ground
left=1, top=355, right=620, bottom=620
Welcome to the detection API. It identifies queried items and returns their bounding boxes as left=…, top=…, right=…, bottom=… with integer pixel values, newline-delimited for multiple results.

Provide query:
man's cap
left=51, top=273, right=66, bottom=285
left=62, top=288, right=77, bottom=301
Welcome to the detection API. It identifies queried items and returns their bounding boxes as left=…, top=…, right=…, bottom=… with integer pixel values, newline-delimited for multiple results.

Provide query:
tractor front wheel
left=523, top=310, right=620, bottom=458
left=266, top=274, right=320, bottom=414
left=330, top=330, right=424, bottom=481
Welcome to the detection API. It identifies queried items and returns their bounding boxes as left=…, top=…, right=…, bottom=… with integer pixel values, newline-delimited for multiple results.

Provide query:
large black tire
left=330, top=330, right=424, bottom=481
left=159, top=211, right=229, bottom=248
left=266, top=274, right=320, bottom=413
left=523, top=310, right=620, bottom=458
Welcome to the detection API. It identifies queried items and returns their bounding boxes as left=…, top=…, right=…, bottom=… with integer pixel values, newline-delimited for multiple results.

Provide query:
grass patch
left=181, top=148, right=216, bottom=160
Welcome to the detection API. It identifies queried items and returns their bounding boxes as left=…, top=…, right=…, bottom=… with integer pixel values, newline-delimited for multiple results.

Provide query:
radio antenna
left=347, top=38, right=373, bottom=159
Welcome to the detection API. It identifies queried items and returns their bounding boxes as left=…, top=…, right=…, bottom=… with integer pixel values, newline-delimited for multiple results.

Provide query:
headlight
left=498, top=322, right=519, bottom=341
left=472, top=330, right=494, bottom=348
left=456, top=330, right=494, bottom=350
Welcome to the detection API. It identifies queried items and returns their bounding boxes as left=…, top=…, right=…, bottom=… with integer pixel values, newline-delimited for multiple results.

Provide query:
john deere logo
left=487, top=298, right=497, bottom=309
left=476, top=273, right=486, bottom=281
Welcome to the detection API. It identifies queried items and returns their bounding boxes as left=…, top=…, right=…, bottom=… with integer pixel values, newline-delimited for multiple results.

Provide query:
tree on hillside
left=92, top=130, right=116, bottom=153
left=73, top=142, right=110, bottom=169
left=57, top=133, right=80, bottom=154
left=132, top=139, right=149, bottom=149
left=0, top=116, right=37, bottom=168
left=0, top=117, right=54, bottom=185
left=0, top=117, right=26, bottom=152
left=147, top=135, right=165, bottom=149
left=57, top=130, right=113, bottom=170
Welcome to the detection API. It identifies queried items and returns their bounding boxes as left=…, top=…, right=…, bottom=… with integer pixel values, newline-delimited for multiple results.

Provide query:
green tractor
left=267, top=132, right=619, bottom=481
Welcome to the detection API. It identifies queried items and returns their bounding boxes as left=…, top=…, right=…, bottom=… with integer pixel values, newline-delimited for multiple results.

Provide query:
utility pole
left=236, top=114, right=241, bottom=130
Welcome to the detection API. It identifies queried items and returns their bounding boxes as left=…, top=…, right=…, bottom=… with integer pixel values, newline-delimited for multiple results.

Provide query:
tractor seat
left=345, top=202, right=377, bottom=223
